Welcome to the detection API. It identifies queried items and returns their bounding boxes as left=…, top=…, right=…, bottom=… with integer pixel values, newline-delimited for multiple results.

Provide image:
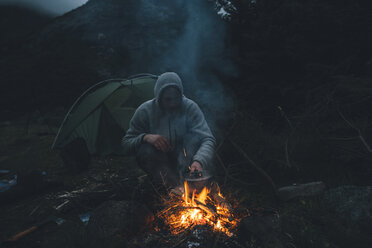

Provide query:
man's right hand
left=143, top=134, right=171, bottom=152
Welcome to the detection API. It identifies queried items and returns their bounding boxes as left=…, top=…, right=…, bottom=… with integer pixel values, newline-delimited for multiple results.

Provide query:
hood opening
left=154, top=72, right=184, bottom=102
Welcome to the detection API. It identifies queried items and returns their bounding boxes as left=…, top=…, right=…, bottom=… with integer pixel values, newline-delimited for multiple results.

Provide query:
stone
left=86, top=200, right=154, bottom=240
left=42, top=220, right=86, bottom=248
left=323, top=186, right=372, bottom=224
left=238, top=213, right=283, bottom=248
left=278, top=181, right=326, bottom=201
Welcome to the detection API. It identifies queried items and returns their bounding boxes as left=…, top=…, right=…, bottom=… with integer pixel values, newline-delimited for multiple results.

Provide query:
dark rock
left=134, top=233, right=161, bottom=248
left=323, top=185, right=372, bottom=225
left=322, top=186, right=372, bottom=248
left=278, top=181, right=326, bottom=201
left=86, top=200, right=154, bottom=240
left=41, top=220, right=86, bottom=248
left=238, top=213, right=283, bottom=248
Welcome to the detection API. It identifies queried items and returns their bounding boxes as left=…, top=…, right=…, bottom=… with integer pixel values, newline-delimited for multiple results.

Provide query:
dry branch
left=216, top=112, right=241, bottom=152
left=216, top=153, right=256, bottom=188
left=338, top=109, right=372, bottom=153
left=228, top=138, right=278, bottom=198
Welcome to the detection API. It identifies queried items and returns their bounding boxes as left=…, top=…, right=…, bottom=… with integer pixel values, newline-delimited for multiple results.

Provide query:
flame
left=158, top=181, right=241, bottom=237
left=184, top=181, right=189, bottom=204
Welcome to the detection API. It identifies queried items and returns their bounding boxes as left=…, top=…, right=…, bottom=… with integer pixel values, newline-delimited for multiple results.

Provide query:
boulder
left=238, top=212, right=283, bottom=248
left=323, top=185, right=372, bottom=225
left=86, top=200, right=154, bottom=240
left=42, top=220, right=86, bottom=248
left=278, top=181, right=326, bottom=201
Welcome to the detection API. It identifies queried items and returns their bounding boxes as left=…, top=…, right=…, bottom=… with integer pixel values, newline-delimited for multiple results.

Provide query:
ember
left=157, top=181, right=243, bottom=237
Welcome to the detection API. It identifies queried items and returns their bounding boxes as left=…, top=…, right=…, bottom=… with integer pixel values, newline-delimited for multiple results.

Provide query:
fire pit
left=157, top=180, right=248, bottom=237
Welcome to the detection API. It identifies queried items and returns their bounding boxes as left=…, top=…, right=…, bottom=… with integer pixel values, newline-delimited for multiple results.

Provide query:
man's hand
left=189, top=161, right=203, bottom=173
left=143, top=134, right=171, bottom=152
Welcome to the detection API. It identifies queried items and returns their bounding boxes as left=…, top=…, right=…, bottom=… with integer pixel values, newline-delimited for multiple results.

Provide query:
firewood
left=194, top=199, right=217, bottom=216
left=214, top=194, right=232, bottom=211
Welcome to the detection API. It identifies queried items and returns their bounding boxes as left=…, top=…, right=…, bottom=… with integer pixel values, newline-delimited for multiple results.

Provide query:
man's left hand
left=190, top=161, right=202, bottom=172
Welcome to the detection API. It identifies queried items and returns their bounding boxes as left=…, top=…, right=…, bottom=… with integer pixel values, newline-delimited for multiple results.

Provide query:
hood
left=154, top=72, right=184, bottom=102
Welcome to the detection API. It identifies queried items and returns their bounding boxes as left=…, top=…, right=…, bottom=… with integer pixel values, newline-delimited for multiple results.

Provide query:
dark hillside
left=0, top=5, right=51, bottom=47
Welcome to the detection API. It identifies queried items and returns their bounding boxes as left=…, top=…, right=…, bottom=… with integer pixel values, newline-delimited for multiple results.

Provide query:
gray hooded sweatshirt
left=122, top=72, right=216, bottom=171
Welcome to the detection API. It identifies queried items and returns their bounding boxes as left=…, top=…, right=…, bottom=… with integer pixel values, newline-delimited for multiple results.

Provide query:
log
left=214, top=194, right=232, bottom=211
left=194, top=199, right=217, bottom=216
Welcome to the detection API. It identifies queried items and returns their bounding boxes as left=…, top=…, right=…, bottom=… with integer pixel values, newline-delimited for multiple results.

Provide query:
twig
left=216, top=154, right=257, bottom=187
left=159, top=171, right=170, bottom=195
left=228, top=138, right=278, bottom=198
left=338, top=109, right=372, bottom=153
left=216, top=112, right=240, bottom=152
left=171, top=229, right=191, bottom=248
left=149, top=181, right=167, bottom=203
left=171, top=236, right=188, bottom=248
left=359, top=135, right=372, bottom=152
left=216, top=153, right=229, bottom=186
left=278, top=106, right=294, bottom=130
left=29, top=204, right=41, bottom=216
left=284, top=138, right=296, bottom=169
left=278, top=106, right=299, bottom=169
left=158, top=205, right=200, bottom=215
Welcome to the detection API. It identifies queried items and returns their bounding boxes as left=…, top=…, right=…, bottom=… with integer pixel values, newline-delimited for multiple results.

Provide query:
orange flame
left=158, top=181, right=241, bottom=237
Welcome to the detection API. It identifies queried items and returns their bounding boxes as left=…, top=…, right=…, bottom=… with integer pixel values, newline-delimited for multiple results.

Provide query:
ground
left=1, top=110, right=371, bottom=248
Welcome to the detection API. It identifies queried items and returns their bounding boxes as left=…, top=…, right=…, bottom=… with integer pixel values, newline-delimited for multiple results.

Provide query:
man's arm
left=187, top=102, right=216, bottom=171
left=143, top=134, right=171, bottom=152
left=122, top=107, right=149, bottom=154
left=122, top=105, right=172, bottom=154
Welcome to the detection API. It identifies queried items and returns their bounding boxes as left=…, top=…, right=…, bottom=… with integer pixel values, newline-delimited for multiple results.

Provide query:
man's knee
left=137, top=143, right=155, bottom=156
left=136, top=143, right=172, bottom=168
left=137, top=143, right=164, bottom=161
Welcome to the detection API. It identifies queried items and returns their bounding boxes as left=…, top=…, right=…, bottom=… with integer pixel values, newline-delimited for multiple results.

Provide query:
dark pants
left=136, top=143, right=181, bottom=188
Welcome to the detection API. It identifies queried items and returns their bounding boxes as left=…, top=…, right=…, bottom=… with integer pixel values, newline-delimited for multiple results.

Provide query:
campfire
left=157, top=180, right=245, bottom=237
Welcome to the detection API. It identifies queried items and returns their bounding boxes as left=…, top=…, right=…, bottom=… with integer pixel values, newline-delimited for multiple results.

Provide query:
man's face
left=160, top=86, right=182, bottom=112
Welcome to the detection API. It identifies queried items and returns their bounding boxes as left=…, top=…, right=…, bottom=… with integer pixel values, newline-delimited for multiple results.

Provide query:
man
left=122, top=72, right=216, bottom=188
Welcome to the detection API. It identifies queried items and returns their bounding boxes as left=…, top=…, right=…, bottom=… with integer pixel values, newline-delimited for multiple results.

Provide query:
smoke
left=0, top=0, right=88, bottom=16
left=145, top=0, right=238, bottom=137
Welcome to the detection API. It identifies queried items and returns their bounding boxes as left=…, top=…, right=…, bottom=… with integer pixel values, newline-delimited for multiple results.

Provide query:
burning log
left=194, top=199, right=217, bottom=216
left=214, top=193, right=233, bottom=212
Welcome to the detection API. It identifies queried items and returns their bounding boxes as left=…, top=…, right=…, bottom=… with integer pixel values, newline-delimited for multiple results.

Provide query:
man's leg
left=136, top=143, right=180, bottom=188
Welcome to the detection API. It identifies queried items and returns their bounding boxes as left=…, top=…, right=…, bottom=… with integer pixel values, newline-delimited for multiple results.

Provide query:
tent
left=52, top=74, right=157, bottom=156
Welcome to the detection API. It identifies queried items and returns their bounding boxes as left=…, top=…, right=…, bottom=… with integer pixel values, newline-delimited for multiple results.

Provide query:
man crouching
left=122, top=72, right=216, bottom=189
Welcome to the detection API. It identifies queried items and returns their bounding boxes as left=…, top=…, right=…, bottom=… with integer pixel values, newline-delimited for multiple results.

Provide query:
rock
left=278, top=181, right=326, bottom=201
left=42, top=220, right=86, bottom=248
left=86, top=200, right=154, bottom=240
left=323, top=185, right=372, bottom=225
left=134, top=233, right=161, bottom=248
left=238, top=213, right=283, bottom=248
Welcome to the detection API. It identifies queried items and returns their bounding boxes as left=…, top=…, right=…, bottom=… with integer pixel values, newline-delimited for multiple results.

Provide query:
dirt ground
left=0, top=113, right=371, bottom=248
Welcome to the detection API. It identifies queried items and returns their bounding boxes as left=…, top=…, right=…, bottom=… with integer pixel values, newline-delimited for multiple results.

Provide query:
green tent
left=52, top=74, right=157, bottom=156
